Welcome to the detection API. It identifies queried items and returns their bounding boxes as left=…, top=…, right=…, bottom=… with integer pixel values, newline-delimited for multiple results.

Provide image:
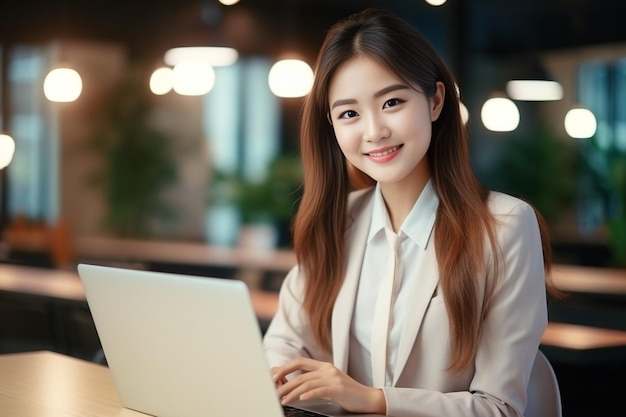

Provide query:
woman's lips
left=365, top=144, right=403, bottom=161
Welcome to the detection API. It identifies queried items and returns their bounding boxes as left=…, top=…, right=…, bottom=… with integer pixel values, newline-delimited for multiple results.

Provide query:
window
left=5, top=45, right=58, bottom=222
left=203, top=57, right=281, bottom=246
left=578, top=58, right=626, bottom=234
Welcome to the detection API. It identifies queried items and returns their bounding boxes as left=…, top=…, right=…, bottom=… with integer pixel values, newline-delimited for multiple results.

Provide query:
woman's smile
left=365, top=144, right=404, bottom=161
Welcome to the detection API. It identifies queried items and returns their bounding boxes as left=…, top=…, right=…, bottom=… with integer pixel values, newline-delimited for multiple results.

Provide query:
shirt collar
left=368, top=185, right=391, bottom=243
left=367, top=179, right=439, bottom=249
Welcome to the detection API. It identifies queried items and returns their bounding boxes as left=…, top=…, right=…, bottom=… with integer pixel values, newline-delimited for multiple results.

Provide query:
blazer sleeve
left=383, top=199, right=548, bottom=417
left=263, top=266, right=331, bottom=369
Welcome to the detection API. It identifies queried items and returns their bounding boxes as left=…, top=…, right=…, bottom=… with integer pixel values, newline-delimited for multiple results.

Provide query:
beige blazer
left=263, top=187, right=548, bottom=417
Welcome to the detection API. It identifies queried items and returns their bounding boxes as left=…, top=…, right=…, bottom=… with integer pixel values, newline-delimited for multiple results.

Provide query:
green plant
left=88, top=70, right=177, bottom=238
left=579, top=136, right=626, bottom=266
left=486, top=125, right=578, bottom=224
left=209, top=154, right=304, bottom=226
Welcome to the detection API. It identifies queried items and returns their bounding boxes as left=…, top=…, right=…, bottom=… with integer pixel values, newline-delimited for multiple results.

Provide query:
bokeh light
left=150, top=67, right=174, bottom=95
left=480, top=97, right=520, bottom=132
left=43, top=68, right=82, bottom=102
left=564, top=108, right=597, bottom=139
left=506, top=80, right=563, bottom=101
left=268, top=59, right=314, bottom=98
left=172, top=62, right=216, bottom=96
left=0, top=134, right=16, bottom=169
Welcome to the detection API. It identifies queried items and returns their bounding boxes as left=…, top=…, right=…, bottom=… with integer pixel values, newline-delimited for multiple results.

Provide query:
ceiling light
left=164, top=47, right=238, bottom=67
left=0, top=134, right=16, bottom=169
left=43, top=68, right=82, bottom=102
left=268, top=59, right=314, bottom=98
left=506, top=80, right=563, bottom=101
left=150, top=67, right=174, bottom=95
left=564, top=108, right=596, bottom=139
left=172, top=62, right=216, bottom=96
left=425, top=0, right=447, bottom=5
left=481, top=97, right=520, bottom=132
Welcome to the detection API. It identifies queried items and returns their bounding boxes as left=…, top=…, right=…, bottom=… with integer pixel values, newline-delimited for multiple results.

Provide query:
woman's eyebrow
left=373, top=84, right=410, bottom=98
left=330, top=84, right=410, bottom=110
left=331, top=98, right=357, bottom=110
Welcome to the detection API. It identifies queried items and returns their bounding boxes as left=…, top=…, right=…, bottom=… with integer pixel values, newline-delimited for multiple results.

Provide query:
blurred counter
left=74, top=237, right=296, bottom=273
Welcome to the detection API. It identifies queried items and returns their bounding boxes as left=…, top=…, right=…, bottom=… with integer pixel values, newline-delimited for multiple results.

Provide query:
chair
left=3, top=216, right=74, bottom=269
left=525, top=350, right=562, bottom=417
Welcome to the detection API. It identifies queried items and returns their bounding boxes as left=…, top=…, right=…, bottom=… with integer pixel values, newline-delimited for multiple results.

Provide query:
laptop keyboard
left=282, top=405, right=327, bottom=417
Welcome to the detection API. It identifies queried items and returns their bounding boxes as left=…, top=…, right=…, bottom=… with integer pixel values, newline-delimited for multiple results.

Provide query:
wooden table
left=0, top=263, right=280, bottom=359
left=4, top=235, right=298, bottom=289
left=541, top=322, right=626, bottom=363
left=542, top=322, right=626, bottom=350
left=551, top=263, right=626, bottom=296
left=0, top=350, right=144, bottom=417
left=2, top=261, right=626, bottom=325
left=0, top=263, right=279, bottom=322
left=0, top=263, right=86, bottom=302
left=2, top=262, right=626, bottom=364
left=74, top=237, right=297, bottom=273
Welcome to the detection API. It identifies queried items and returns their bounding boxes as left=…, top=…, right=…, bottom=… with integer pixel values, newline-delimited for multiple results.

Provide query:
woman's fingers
left=274, top=357, right=327, bottom=378
left=271, top=357, right=329, bottom=388
left=276, top=360, right=344, bottom=404
left=270, top=367, right=288, bottom=387
left=271, top=358, right=386, bottom=414
left=279, top=373, right=326, bottom=404
left=274, top=359, right=332, bottom=401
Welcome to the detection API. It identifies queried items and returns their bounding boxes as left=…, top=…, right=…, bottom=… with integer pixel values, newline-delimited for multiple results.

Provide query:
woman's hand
left=272, top=357, right=386, bottom=415
left=271, top=367, right=288, bottom=387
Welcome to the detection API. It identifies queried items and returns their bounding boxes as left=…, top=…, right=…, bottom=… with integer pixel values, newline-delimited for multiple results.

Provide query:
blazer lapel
left=332, top=190, right=374, bottom=372
left=392, top=241, right=439, bottom=385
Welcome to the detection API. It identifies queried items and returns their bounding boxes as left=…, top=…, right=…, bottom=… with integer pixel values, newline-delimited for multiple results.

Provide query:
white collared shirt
left=348, top=179, right=439, bottom=386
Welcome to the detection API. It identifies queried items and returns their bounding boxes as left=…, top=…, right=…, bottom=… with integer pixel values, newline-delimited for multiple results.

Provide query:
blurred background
left=0, top=1, right=625, bottom=416
left=0, top=0, right=624, bottom=264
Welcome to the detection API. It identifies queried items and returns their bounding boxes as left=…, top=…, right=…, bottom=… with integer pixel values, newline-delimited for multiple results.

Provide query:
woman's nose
left=363, top=115, right=390, bottom=143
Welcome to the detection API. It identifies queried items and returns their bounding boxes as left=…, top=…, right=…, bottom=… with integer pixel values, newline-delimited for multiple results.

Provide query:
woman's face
left=328, top=56, right=444, bottom=190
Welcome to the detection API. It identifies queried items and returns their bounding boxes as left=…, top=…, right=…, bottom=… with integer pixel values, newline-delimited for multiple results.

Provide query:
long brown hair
left=293, top=8, right=554, bottom=372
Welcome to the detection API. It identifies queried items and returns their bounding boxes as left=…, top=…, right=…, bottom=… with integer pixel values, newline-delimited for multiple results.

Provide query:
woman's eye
left=340, top=110, right=359, bottom=119
left=383, top=98, right=404, bottom=108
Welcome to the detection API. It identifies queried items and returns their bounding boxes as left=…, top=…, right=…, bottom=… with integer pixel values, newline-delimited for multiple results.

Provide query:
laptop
left=78, top=263, right=383, bottom=417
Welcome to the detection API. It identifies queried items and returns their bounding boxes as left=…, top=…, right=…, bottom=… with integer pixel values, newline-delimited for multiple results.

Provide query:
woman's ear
left=430, top=81, right=445, bottom=122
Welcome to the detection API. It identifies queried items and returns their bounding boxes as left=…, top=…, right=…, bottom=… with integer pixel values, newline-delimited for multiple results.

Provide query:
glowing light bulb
left=506, top=80, right=563, bottom=101
left=564, top=108, right=597, bottom=139
left=268, top=59, right=314, bottom=98
left=164, top=47, right=238, bottom=67
left=0, top=134, right=16, bottom=169
left=43, top=68, right=82, bottom=102
left=150, top=67, right=174, bottom=95
left=480, top=97, right=520, bottom=132
left=425, top=0, right=447, bottom=6
left=172, top=62, right=216, bottom=96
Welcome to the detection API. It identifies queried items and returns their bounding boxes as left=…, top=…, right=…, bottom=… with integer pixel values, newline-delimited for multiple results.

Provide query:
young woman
left=264, top=8, right=556, bottom=417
